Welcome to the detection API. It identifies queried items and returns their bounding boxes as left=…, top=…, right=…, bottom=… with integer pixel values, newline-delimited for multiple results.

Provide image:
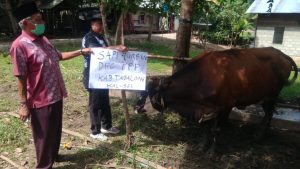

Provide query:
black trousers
left=88, top=89, right=112, bottom=134
left=31, top=100, right=62, bottom=169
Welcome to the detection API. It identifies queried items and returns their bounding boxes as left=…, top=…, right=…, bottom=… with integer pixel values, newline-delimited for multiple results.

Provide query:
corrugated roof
left=78, top=9, right=101, bottom=21
left=39, top=0, right=64, bottom=9
left=246, top=0, right=300, bottom=13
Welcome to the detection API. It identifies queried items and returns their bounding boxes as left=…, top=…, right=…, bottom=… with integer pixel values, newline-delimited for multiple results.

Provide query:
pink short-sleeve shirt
left=10, top=31, right=67, bottom=108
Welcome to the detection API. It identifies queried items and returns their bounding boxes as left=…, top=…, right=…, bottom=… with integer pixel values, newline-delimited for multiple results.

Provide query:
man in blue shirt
left=82, top=13, right=127, bottom=141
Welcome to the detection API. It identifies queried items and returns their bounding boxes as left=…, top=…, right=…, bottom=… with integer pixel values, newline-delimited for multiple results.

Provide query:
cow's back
left=162, top=47, right=294, bottom=114
left=195, top=47, right=292, bottom=107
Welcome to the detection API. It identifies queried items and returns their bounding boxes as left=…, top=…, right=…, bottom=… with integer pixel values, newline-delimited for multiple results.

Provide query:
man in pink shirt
left=10, top=1, right=91, bottom=168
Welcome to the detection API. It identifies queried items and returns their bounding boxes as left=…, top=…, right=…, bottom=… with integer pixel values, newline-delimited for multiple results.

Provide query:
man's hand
left=110, top=45, right=128, bottom=52
left=19, top=104, right=30, bottom=122
left=81, top=48, right=93, bottom=55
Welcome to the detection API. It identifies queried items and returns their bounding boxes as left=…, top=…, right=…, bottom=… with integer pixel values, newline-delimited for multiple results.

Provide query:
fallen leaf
left=63, top=142, right=73, bottom=150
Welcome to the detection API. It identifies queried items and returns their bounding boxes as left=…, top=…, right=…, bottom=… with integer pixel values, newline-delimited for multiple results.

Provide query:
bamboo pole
left=121, top=90, right=134, bottom=151
left=62, top=128, right=93, bottom=142
left=277, top=103, right=300, bottom=110
left=147, top=54, right=191, bottom=61
left=0, top=155, right=25, bottom=169
left=85, top=164, right=132, bottom=169
left=115, top=0, right=134, bottom=150
left=119, top=150, right=167, bottom=169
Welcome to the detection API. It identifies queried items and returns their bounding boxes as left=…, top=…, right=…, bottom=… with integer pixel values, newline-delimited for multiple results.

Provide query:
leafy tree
left=0, top=0, right=22, bottom=35
left=194, top=0, right=254, bottom=47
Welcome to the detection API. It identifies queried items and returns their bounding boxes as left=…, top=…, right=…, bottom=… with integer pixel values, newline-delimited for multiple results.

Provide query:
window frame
left=273, top=27, right=285, bottom=44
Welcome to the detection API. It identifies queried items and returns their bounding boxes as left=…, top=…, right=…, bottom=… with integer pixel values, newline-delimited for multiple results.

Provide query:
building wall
left=255, top=27, right=300, bottom=56
left=255, top=14, right=300, bottom=57
left=130, top=11, right=159, bottom=31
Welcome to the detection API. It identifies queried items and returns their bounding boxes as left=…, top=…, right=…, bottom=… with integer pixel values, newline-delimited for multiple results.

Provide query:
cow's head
left=149, top=63, right=203, bottom=114
left=146, top=76, right=166, bottom=113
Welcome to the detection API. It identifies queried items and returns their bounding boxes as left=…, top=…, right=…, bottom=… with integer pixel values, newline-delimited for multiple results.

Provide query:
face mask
left=31, top=23, right=45, bottom=36
left=27, top=19, right=45, bottom=36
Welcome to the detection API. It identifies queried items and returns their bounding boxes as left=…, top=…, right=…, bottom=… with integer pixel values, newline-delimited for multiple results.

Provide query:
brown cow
left=150, top=47, right=298, bottom=154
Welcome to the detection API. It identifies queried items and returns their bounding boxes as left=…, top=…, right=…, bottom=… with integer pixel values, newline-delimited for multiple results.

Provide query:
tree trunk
left=100, top=1, right=112, bottom=46
left=147, top=15, right=153, bottom=41
left=115, top=12, right=125, bottom=45
left=173, top=0, right=195, bottom=74
left=5, top=0, right=18, bottom=35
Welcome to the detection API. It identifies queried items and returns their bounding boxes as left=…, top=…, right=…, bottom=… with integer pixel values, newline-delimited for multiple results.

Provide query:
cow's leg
left=201, top=118, right=218, bottom=154
left=200, top=108, right=232, bottom=156
left=257, top=98, right=277, bottom=139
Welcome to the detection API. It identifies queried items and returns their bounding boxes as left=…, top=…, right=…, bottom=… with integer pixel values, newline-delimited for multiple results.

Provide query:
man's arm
left=107, top=45, right=128, bottom=52
left=60, top=44, right=127, bottom=60
left=60, top=48, right=92, bottom=60
left=16, top=75, right=30, bottom=121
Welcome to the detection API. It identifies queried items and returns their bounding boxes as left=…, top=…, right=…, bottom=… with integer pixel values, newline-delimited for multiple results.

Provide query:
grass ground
left=1, top=39, right=300, bottom=168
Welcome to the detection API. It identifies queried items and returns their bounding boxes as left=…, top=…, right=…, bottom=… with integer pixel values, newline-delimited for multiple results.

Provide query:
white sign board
left=89, top=48, right=148, bottom=90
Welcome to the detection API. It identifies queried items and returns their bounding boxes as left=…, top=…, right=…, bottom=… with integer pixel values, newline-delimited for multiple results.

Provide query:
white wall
left=255, top=26, right=300, bottom=57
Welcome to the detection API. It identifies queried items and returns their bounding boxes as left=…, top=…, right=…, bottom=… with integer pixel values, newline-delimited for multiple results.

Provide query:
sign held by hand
left=89, top=48, right=148, bottom=90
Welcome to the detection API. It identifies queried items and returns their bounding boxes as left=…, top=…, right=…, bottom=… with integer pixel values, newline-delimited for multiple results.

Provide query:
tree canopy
left=194, top=0, right=254, bottom=46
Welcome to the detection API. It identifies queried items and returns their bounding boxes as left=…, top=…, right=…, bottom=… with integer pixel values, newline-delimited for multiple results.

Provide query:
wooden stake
left=62, top=128, right=93, bottom=142
left=119, top=150, right=167, bottom=169
left=121, top=90, right=134, bottom=150
left=277, top=103, right=300, bottom=110
left=0, top=155, right=25, bottom=169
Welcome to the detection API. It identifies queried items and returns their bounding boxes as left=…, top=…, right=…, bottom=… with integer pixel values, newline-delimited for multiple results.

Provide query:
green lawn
left=0, top=116, right=30, bottom=153
left=280, top=71, right=300, bottom=99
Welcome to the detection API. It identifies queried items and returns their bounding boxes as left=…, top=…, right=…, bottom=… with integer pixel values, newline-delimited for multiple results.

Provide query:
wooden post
left=114, top=0, right=134, bottom=150
left=0, top=155, right=25, bottom=169
left=121, top=90, right=134, bottom=150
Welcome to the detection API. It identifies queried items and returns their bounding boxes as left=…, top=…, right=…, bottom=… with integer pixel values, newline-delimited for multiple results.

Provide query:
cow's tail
left=285, top=55, right=298, bottom=85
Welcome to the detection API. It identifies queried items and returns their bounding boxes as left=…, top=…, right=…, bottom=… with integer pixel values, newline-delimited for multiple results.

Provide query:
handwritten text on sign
left=89, top=48, right=148, bottom=90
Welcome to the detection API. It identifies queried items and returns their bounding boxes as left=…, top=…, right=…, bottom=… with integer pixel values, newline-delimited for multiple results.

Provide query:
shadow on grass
left=54, top=142, right=118, bottom=169
left=52, top=106, right=300, bottom=169
left=115, top=110, right=300, bottom=169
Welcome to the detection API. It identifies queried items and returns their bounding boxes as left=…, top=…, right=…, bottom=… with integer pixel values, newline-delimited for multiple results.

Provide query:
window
left=139, top=13, right=145, bottom=24
left=273, top=27, right=285, bottom=44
